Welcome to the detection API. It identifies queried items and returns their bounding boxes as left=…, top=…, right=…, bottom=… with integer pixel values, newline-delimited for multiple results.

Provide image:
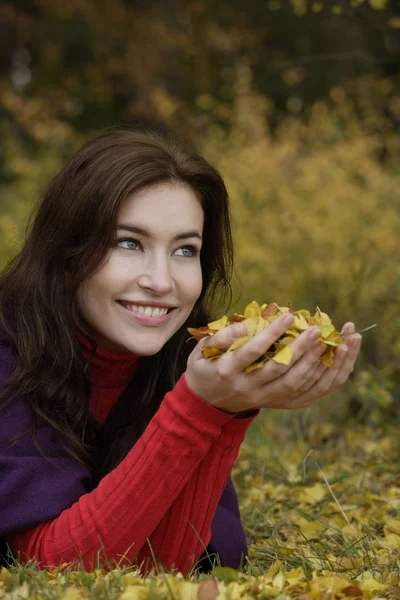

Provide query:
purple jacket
left=0, top=329, right=247, bottom=571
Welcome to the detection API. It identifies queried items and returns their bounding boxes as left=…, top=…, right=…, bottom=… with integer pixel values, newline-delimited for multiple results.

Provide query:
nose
left=137, top=252, right=174, bottom=295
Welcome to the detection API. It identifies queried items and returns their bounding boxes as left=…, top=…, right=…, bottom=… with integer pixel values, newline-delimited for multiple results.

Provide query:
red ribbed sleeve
left=7, top=375, right=256, bottom=574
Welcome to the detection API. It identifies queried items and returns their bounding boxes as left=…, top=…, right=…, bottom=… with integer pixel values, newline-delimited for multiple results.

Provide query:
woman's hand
left=185, top=314, right=362, bottom=413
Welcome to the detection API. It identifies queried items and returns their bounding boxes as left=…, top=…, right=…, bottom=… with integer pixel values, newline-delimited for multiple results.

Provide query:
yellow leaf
left=244, top=301, right=262, bottom=318
left=277, top=306, right=291, bottom=314
left=321, top=323, right=335, bottom=338
left=382, top=532, right=400, bottom=547
left=293, top=314, right=309, bottom=331
left=286, top=567, right=306, bottom=586
left=384, top=518, right=400, bottom=534
left=310, top=575, right=352, bottom=595
left=314, top=309, right=335, bottom=337
left=256, top=316, right=269, bottom=334
left=60, top=588, right=86, bottom=600
left=178, top=582, right=199, bottom=600
left=320, top=345, right=335, bottom=366
left=227, top=336, right=251, bottom=352
left=299, top=483, right=327, bottom=504
left=324, top=330, right=344, bottom=346
left=277, top=335, right=296, bottom=348
left=245, top=360, right=265, bottom=373
left=293, top=517, right=325, bottom=538
left=272, top=345, right=293, bottom=365
left=297, top=309, right=311, bottom=320
left=272, top=571, right=285, bottom=589
left=120, top=574, right=144, bottom=587
left=265, top=560, right=282, bottom=581
left=187, top=327, right=212, bottom=342
left=356, top=576, right=388, bottom=593
left=202, top=346, right=223, bottom=359
left=285, top=328, right=300, bottom=338
left=0, top=568, right=12, bottom=583
left=242, top=316, right=259, bottom=336
left=119, top=585, right=150, bottom=600
left=208, top=315, right=228, bottom=330
left=287, top=464, right=302, bottom=483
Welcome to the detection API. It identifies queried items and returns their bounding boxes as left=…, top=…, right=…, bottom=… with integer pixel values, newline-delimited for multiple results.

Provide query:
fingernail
left=232, top=323, right=245, bottom=335
left=309, top=327, right=321, bottom=340
left=313, top=342, right=325, bottom=353
left=283, top=314, right=294, bottom=327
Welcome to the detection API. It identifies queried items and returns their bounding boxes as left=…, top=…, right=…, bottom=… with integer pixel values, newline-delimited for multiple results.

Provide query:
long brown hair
left=0, top=126, right=234, bottom=477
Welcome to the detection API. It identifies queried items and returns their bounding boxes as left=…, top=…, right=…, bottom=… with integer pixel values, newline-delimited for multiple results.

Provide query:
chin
left=121, top=341, right=166, bottom=357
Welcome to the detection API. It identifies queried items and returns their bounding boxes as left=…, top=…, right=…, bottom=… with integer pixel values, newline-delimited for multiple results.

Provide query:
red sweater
left=6, top=340, right=258, bottom=574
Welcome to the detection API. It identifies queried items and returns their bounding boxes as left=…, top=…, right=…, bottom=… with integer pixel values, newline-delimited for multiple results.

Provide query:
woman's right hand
left=185, top=313, right=361, bottom=414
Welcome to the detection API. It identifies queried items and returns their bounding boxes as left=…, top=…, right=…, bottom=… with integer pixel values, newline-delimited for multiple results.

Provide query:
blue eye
left=174, top=245, right=199, bottom=257
left=117, top=239, right=140, bottom=251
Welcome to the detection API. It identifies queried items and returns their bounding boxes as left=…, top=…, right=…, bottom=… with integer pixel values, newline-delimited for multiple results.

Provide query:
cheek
left=187, top=265, right=203, bottom=302
left=76, top=270, right=110, bottom=320
left=82, top=258, right=122, bottom=300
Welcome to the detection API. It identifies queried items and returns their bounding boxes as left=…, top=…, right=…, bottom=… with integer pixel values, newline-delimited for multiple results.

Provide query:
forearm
left=136, top=404, right=257, bottom=574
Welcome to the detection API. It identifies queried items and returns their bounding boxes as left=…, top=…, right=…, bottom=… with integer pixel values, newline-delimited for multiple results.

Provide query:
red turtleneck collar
left=78, top=334, right=141, bottom=425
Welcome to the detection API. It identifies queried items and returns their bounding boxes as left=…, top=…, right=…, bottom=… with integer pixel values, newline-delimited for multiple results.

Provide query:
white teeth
left=120, top=302, right=170, bottom=317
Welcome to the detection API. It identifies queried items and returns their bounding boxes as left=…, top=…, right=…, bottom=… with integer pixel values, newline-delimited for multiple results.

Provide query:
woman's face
left=77, top=182, right=204, bottom=355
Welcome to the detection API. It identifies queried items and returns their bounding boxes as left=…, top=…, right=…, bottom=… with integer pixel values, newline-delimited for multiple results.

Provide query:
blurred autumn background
left=1, top=0, right=399, bottom=426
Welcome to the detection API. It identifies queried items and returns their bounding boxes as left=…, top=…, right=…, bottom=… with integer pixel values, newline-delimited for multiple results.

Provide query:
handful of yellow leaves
left=187, top=301, right=345, bottom=373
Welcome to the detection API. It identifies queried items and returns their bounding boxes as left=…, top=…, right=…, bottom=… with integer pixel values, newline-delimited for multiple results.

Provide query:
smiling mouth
left=117, top=301, right=175, bottom=318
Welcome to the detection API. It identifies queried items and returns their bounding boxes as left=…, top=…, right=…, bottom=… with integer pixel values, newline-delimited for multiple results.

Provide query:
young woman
left=0, top=127, right=361, bottom=575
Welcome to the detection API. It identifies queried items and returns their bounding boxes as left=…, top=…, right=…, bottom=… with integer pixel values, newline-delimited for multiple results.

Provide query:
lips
left=116, top=300, right=176, bottom=327
left=118, top=301, right=171, bottom=317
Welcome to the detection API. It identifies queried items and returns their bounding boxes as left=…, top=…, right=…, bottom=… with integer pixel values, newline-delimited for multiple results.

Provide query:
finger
left=307, top=343, right=350, bottom=395
left=283, top=326, right=323, bottom=366
left=332, top=333, right=362, bottom=387
left=340, top=322, right=356, bottom=336
left=249, top=340, right=324, bottom=390
left=250, top=325, right=323, bottom=384
left=297, top=360, right=328, bottom=394
left=292, top=343, right=327, bottom=391
left=276, top=357, right=339, bottom=410
left=215, top=313, right=295, bottom=377
left=283, top=336, right=359, bottom=407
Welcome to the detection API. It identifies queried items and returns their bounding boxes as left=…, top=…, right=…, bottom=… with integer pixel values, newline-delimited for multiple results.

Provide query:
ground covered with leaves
left=1, top=421, right=399, bottom=599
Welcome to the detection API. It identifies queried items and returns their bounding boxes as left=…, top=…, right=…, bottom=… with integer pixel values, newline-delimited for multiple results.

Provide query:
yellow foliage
left=198, top=68, right=400, bottom=420
left=188, top=301, right=344, bottom=371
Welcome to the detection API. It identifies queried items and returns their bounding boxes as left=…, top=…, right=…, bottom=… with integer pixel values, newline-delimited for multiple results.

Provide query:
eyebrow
left=117, top=224, right=203, bottom=242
